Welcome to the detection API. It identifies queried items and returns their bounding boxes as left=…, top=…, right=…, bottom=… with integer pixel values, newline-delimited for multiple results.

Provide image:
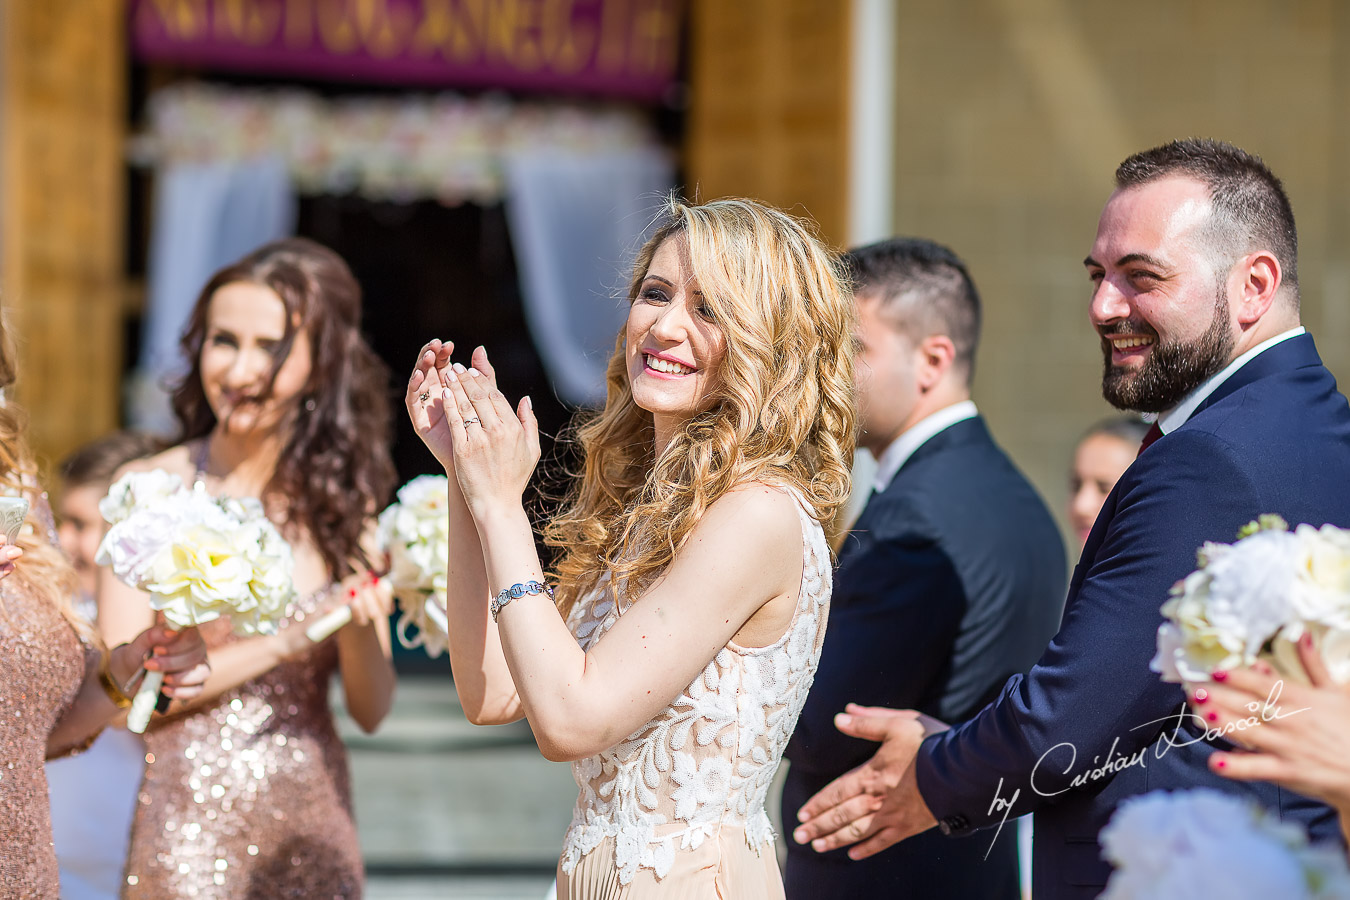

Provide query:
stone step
left=333, top=674, right=576, bottom=877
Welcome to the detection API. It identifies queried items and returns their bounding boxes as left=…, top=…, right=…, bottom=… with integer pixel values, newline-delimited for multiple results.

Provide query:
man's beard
left=1100, top=286, right=1234, bottom=413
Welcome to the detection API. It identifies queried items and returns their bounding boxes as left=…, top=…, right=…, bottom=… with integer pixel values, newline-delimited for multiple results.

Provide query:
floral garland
left=131, top=82, right=665, bottom=205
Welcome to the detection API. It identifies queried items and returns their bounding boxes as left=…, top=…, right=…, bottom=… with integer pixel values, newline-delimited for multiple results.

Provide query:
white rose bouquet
left=1151, top=516, right=1350, bottom=684
left=97, top=470, right=296, bottom=732
left=1100, top=789, right=1350, bottom=900
left=303, top=474, right=449, bottom=657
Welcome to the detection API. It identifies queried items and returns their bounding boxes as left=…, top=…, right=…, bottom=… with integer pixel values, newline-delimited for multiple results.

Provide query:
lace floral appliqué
left=559, top=492, right=831, bottom=884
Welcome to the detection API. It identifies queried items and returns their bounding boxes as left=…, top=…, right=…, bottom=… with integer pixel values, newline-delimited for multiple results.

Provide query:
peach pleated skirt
left=556, top=827, right=785, bottom=900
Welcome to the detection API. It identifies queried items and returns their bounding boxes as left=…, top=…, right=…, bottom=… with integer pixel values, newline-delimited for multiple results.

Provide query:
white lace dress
left=556, top=491, right=831, bottom=899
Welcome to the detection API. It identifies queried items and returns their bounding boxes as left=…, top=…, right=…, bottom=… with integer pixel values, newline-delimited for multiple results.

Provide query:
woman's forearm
left=477, top=503, right=601, bottom=756
left=336, top=618, right=395, bottom=732
left=444, top=477, right=524, bottom=724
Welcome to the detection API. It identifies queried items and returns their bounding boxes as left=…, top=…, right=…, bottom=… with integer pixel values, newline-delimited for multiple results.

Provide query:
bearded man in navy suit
left=791, top=138, right=1350, bottom=900
left=782, top=239, right=1066, bottom=899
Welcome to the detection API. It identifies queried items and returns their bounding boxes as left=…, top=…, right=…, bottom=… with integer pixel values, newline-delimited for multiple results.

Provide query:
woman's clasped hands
left=406, top=340, right=540, bottom=515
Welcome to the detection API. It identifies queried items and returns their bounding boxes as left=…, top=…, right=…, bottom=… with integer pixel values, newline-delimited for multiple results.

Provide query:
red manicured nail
left=1215, top=758, right=1227, bottom=769
left=1206, top=711, right=1218, bottom=722
left=348, top=588, right=357, bottom=598
left=1193, top=688, right=1209, bottom=703
left=1212, top=671, right=1228, bottom=682
left=1301, top=633, right=1314, bottom=648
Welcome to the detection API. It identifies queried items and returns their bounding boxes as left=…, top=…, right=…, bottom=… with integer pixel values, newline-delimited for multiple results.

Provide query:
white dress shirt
left=872, top=400, right=979, bottom=493
left=1156, top=327, right=1305, bottom=434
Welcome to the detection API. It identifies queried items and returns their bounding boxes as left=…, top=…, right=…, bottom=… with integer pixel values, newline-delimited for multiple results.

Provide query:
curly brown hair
left=170, top=238, right=396, bottom=580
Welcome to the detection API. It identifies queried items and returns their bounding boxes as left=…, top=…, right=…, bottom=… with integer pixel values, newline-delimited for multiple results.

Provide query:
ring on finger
left=463, top=417, right=481, bottom=426
left=419, top=391, right=430, bottom=403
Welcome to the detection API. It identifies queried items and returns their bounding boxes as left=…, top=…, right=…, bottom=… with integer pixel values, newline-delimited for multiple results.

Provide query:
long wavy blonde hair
left=544, top=197, right=857, bottom=616
left=0, top=315, right=87, bottom=640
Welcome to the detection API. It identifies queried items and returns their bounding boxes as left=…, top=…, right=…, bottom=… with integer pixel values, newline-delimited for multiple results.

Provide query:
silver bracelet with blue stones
left=490, top=579, right=554, bottom=623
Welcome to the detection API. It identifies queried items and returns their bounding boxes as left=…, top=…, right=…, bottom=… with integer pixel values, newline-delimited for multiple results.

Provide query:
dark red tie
left=1138, top=422, right=1163, bottom=457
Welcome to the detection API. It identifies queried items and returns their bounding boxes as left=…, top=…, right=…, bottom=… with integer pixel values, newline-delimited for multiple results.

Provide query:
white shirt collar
left=1157, top=327, right=1305, bottom=434
left=872, top=400, right=979, bottom=492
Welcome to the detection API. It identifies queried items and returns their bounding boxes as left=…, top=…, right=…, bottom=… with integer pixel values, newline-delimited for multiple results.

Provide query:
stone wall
left=889, top=0, right=1350, bottom=546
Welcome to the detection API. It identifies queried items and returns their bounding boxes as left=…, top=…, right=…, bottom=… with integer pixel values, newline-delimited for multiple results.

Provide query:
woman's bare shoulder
left=113, top=443, right=195, bottom=481
left=696, top=481, right=802, bottom=555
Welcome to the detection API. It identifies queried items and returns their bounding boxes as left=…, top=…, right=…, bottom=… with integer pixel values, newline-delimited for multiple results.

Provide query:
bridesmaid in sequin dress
left=0, top=322, right=209, bottom=897
left=100, top=239, right=399, bottom=900
left=406, top=198, right=858, bottom=898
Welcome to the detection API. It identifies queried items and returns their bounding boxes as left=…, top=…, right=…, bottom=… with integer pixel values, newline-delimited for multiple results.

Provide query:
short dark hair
left=1079, top=415, right=1151, bottom=448
left=58, top=430, right=164, bottom=490
left=844, top=237, right=982, bottom=382
left=1115, top=138, right=1299, bottom=302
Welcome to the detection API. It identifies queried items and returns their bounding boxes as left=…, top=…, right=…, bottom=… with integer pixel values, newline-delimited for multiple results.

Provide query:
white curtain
left=130, top=157, right=296, bottom=433
left=502, top=147, right=674, bottom=408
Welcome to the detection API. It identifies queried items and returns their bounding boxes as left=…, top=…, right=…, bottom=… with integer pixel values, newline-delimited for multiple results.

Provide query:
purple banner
left=130, top=0, right=684, bottom=102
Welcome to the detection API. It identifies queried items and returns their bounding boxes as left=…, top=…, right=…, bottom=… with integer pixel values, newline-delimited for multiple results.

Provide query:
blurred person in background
left=782, top=238, right=1066, bottom=900
left=1068, top=417, right=1150, bottom=548
left=100, top=238, right=398, bottom=899
left=0, top=324, right=208, bottom=896
left=46, top=430, right=164, bottom=899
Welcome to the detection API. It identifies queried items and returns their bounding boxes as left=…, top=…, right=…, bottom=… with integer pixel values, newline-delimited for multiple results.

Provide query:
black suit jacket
left=915, top=335, right=1350, bottom=899
left=783, top=415, right=1067, bottom=899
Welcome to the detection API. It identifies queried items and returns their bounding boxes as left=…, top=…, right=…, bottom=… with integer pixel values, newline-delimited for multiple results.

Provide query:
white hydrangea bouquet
left=1100, top=789, right=1350, bottom=899
left=1151, top=516, right=1350, bottom=685
left=97, top=469, right=296, bottom=732
left=304, top=474, right=449, bottom=657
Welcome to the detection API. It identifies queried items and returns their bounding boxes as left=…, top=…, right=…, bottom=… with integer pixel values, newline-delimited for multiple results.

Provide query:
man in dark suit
left=791, top=139, right=1350, bottom=899
left=782, top=239, right=1067, bottom=899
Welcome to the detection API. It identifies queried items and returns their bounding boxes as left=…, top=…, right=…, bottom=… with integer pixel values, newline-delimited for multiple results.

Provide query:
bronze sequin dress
left=122, top=588, right=364, bottom=899
left=0, top=580, right=86, bottom=896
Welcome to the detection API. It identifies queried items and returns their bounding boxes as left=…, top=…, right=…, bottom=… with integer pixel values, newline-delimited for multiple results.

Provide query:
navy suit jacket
left=784, top=415, right=1066, bottom=899
left=915, top=335, right=1350, bottom=899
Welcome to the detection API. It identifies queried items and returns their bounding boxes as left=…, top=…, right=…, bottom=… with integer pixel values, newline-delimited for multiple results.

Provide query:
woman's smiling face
left=625, top=237, right=727, bottom=445
left=199, top=281, right=313, bottom=436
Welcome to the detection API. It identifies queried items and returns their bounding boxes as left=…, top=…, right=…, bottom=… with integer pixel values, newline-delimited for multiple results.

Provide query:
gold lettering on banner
left=317, top=0, right=360, bottom=53
left=285, top=0, right=315, bottom=47
left=483, top=0, right=518, bottom=68
left=216, top=0, right=284, bottom=46
left=543, top=0, right=594, bottom=74
left=139, top=0, right=674, bottom=81
left=504, top=0, right=545, bottom=72
left=412, top=0, right=486, bottom=64
left=595, top=0, right=628, bottom=72
left=411, top=0, right=606, bottom=73
left=630, top=0, right=677, bottom=76
left=143, top=0, right=210, bottom=39
left=355, top=0, right=412, bottom=58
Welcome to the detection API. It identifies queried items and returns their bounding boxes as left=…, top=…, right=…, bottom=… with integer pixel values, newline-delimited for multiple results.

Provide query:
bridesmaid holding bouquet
left=100, top=238, right=398, bottom=899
